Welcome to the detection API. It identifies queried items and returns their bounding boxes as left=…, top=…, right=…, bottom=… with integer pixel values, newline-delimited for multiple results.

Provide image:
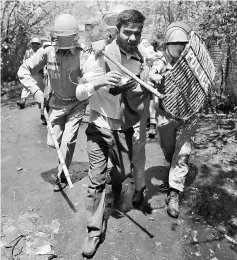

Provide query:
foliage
left=1, top=0, right=74, bottom=81
left=1, top=0, right=237, bottom=102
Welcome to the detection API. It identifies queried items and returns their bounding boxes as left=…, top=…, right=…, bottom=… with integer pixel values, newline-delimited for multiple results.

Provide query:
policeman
left=17, top=36, right=44, bottom=109
left=149, top=22, right=197, bottom=219
left=18, top=14, right=88, bottom=190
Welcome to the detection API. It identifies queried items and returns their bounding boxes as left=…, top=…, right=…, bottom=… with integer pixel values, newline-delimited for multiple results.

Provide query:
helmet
left=42, top=41, right=52, bottom=48
left=52, top=14, right=78, bottom=36
left=30, top=37, right=41, bottom=44
left=102, top=5, right=131, bottom=27
left=51, top=14, right=78, bottom=49
left=165, top=21, right=191, bottom=44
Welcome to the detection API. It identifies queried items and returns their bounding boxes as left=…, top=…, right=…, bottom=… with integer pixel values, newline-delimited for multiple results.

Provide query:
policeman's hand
left=93, top=71, right=122, bottom=90
left=34, top=90, right=44, bottom=109
left=92, top=40, right=106, bottom=58
left=149, top=69, right=163, bottom=85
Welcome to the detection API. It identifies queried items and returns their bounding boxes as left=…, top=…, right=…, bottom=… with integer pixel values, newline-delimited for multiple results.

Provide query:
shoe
left=132, top=186, right=146, bottom=209
left=112, top=183, right=122, bottom=209
left=166, top=189, right=180, bottom=219
left=82, top=236, right=100, bottom=258
left=40, top=112, right=47, bottom=125
left=160, top=183, right=169, bottom=192
left=17, top=98, right=26, bottom=109
left=53, top=175, right=67, bottom=192
left=148, top=123, right=156, bottom=139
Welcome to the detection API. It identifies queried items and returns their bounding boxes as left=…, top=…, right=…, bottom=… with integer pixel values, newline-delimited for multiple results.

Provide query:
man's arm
left=18, top=48, right=47, bottom=96
left=18, top=48, right=47, bottom=106
left=76, top=52, right=122, bottom=101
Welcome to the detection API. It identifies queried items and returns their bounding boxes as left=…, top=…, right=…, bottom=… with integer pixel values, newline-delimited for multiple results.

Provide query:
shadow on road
left=40, top=161, right=89, bottom=186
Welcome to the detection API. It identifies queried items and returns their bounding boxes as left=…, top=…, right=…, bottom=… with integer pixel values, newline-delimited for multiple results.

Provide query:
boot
left=132, top=186, right=146, bottom=209
left=148, top=123, right=156, bottom=139
left=53, top=172, right=68, bottom=192
left=82, top=221, right=106, bottom=258
left=82, top=236, right=100, bottom=258
left=17, top=98, right=26, bottom=109
left=166, top=189, right=180, bottom=219
left=112, top=183, right=122, bottom=209
left=40, top=112, right=47, bottom=125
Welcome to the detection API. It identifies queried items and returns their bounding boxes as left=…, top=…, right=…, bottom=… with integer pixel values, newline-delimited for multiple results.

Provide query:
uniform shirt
left=23, top=48, right=44, bottom=77
left=18, top=46, right=84, bottom=98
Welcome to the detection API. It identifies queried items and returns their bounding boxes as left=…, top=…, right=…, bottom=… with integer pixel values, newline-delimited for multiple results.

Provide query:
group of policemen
left=18, top=4, right=198, bottom=258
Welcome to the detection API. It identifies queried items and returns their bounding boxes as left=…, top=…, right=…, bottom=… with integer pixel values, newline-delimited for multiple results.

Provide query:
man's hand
left=149, top=69, right=163, bottom=85
left=93, top=71, right=122, bottom=90
left=109, top=78, right=137, bottom=96
left=34, top=90, right=44, bottom=108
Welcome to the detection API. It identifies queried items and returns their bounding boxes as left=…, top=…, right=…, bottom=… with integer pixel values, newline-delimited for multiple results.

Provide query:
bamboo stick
left=43, top=108, right=74, bottom=189
left=102, top=51, right=164, bottom=99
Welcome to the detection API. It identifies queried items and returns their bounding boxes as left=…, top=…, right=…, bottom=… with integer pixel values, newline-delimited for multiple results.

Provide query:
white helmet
left=165, top=21, right=191, bottom=44
left=51, top=14, right=78, bottom=49
left=30, top=36, right=41, bottom=44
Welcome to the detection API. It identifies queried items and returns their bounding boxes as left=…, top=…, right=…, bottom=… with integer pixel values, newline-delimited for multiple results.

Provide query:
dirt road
left=1, top=96, right=237, bottom=260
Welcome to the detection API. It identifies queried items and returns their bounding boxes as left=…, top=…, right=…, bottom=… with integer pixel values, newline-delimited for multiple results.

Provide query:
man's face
left=31, top=43, right=41, bottom=52
left=117, top=22, right=143, bottom=53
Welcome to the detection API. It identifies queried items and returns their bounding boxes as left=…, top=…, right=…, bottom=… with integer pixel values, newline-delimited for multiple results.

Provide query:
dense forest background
left=1, top=0, right=237, bottom=102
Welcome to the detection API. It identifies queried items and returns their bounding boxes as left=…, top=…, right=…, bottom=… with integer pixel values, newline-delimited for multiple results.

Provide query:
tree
left=1, top=0, right=74, bottom=81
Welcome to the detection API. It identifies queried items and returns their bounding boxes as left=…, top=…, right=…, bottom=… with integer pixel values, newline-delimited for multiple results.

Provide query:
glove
left=149, top=69, right=163, bottom=85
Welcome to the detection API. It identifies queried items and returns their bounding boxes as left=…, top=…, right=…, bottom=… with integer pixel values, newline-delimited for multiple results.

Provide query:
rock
left=1, top=225, right=21, bottom=246
left=51, top=219, right=60, bottom=234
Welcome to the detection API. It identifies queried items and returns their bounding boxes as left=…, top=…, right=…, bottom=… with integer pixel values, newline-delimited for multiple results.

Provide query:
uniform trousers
left=47, top=94, right=87, bottom=174
left=157, top=109, right=198, bottom=192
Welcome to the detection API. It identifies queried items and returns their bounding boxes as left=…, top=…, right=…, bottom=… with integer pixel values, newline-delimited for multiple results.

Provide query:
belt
left=53, top=91, right=78, bottom=102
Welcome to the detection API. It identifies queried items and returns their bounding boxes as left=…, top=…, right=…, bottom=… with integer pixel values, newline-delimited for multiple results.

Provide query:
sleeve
left=76, top=52, right=104, bottom=101
left=76, top=81, right=96, bottom=101
left=138, top=38, right=166, bottom=73
left=17, top=48, right=47, bottom=95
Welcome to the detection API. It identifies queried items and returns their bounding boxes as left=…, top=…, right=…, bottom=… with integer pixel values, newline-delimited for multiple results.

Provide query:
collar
left=120, top=47, right=141, bottom=61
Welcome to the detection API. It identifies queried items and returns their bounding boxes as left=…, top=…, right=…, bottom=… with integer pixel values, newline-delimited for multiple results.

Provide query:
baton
left=43, top=108, right=74, bottom=189
left=102, top=51, right=164, bottom=99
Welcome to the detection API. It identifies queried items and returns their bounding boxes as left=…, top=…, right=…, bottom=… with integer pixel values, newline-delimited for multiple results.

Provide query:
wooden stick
left=43, top=108, right=74, bottom=189
left=102, top=51, right=164, bottom=99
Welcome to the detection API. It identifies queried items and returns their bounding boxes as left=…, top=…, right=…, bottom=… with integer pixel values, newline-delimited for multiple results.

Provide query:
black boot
left=53, top=173, right=68, bottom=192
left=132, top=186, right=146, bottom=209
left=112, top=183, right=122, bottom=209
left=166, top=188, right=180, bottom=219
left=17, top=98, right=26, bottom=109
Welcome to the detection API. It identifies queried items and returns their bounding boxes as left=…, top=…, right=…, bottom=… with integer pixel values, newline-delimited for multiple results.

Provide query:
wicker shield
left=161, top=31, right=216, bottom=120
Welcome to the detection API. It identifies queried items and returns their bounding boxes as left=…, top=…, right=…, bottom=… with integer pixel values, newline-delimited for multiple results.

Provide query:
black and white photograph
left=1, top=0, right=237, bottom=259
